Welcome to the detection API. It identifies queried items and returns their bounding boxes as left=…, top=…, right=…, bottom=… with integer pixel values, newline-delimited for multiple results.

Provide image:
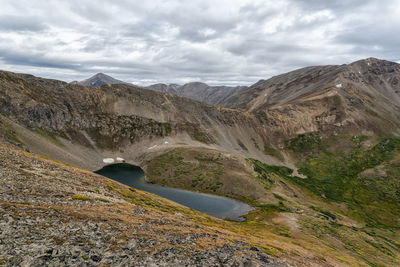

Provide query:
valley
left=1, top=58, right=400, bottom=266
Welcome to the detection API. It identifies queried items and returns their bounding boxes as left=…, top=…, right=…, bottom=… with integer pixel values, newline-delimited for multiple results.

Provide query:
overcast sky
left=0, top=0, right=399, bottom=86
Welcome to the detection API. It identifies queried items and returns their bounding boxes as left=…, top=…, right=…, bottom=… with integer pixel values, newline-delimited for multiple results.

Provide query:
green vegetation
left=310, top=206, right=337, bottom=220
left=4, top=128, right=22, bottom=144
left=35, top=128, right=65, bottom=147
left=273, top=193, right=287, bottom=201
left=277, top=226, right=291, bottom=237
left=247, top=158, right=293, bottom=178
left=185, top=125, right=214, bottom=143
left=247, top=158, right=295, bottom=190
left=95, top=197, right=110, bottom=203
left=291, top=137, right=400, bottom=227
left=263, top=145, right=283, bottom=161
left=285, top=133, right=321, bottom=152
left=351, top=135, right=369, bottom=146
left=162, top=122, right=172, bottom=134
left=71, top=194, right=91, bottom=201
left=146, top=148, right=225, bottom=193
left=257, top=201, right=291, bottom=212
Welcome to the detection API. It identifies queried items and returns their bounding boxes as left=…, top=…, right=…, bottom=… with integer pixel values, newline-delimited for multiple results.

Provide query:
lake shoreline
left=96, top=163, right=253, bottom=221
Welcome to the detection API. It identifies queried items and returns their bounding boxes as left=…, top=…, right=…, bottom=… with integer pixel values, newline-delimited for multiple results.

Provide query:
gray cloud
left=0, top=0, right=399, bottom=86
left=0, top=15, right=48, bottom=32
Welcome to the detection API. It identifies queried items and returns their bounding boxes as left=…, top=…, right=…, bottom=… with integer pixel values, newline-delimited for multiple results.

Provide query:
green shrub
left=257, top=201, right=291, bottom=212
left=286, top=133, right=321, bottom=152
left=95, top=197, right=110, bottom=203
left=310, top=206, right=337, bottom=220
left=72, top=194, right=91, bottom=201
left=247, top=158, right=293, bottom=178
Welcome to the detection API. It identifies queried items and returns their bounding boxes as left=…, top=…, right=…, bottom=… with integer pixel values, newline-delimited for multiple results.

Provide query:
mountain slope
left=0, top=143, right=285, bottom=266
left=1, top=59, right=400, bottom=266
left=72, top=73, right=127, bottom=86
left=148, top=82, right=248, bottom=105
left=224, top=58, right=400, bottom=137
left=0, top=70, right=276, bottom=171
left=224, top=58, right=400, bottom=110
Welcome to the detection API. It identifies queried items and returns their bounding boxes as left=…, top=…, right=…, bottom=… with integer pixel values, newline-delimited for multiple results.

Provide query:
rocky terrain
left=0, top=143, right=288, bottom=266
left=147, top=82, right=248, bottom=105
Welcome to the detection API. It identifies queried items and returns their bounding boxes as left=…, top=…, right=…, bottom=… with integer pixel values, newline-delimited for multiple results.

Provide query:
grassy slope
left=144, top=137, right=400, bottom=266
left=287, top=134, right=400, bottom=228
left=282, top=133, right=400, bottom=266
left=144, top=147, right=271, bottom=202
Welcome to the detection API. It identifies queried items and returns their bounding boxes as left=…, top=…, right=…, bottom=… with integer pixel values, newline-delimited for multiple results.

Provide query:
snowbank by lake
left=103, top=158, right=115, bottom=164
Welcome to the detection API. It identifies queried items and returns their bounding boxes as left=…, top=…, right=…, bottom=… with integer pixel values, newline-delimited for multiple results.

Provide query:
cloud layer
left=0, top=0, right=399, bottom=85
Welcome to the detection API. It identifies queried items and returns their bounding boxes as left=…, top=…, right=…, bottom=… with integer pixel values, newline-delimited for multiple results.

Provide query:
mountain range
left=147, top=82, right=248, bottom=105
left=72, top=73, right=248, bottom=105
left=1, top=57, right=400, bottom=266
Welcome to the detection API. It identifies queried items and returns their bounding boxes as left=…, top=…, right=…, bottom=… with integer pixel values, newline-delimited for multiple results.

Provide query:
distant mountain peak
left=147, top=82, right=248, bottom=105
left=73, top=73, right=128, bottom=87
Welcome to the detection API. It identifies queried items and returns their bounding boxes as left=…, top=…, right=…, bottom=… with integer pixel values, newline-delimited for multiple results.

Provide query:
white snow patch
left=367, top=62, right=371, bottom=66
left=335, top=83, right=342, bottom=88
left=103, top=158, right=115, bottom=164
left=116, top=157, right=125, bottom=161
left=358, top=71, right=361, bottom=74
left=148, top=145, right=157, bottom=149
left=164, top=141, right=169, bottom=144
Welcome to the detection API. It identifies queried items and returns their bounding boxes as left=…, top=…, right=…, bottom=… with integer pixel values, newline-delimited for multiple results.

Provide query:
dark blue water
left=95, top=163, right=253, bottom=221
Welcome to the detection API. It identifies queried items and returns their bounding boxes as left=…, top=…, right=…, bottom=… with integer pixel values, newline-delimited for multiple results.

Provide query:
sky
left=0, top=0, right=399, bottom=86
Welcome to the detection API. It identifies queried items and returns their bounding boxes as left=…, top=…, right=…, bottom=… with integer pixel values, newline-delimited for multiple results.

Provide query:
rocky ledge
left=0, top=144, right=288, bottom=266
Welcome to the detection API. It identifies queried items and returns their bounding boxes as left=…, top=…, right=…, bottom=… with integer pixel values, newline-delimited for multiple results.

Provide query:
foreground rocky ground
left=0, top=143, right=288, bottom=266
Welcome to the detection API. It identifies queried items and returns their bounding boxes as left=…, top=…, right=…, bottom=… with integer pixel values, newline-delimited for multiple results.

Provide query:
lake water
left=95, top=163, right=253, bottom=221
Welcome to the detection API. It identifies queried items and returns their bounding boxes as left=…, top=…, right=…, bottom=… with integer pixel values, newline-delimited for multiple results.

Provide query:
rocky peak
left=74, top=73, right=127, bottom=87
